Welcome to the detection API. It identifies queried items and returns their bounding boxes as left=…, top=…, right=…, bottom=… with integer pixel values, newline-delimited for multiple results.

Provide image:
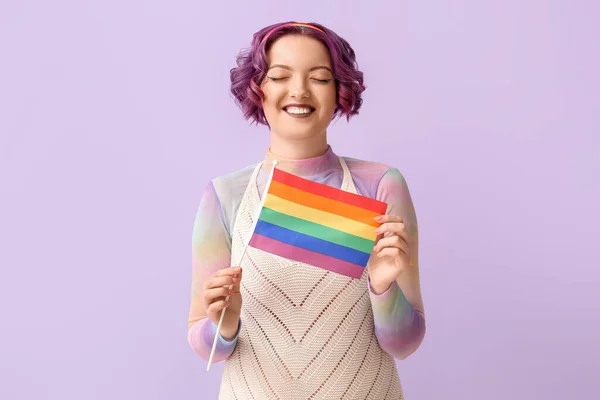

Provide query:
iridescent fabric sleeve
left=368, top=168, right=426, bottom=359
left=187, top=181, right=239, bottom=362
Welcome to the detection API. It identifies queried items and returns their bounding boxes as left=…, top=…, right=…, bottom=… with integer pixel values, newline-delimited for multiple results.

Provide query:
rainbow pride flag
left=248, top=167, right=388, bottom=278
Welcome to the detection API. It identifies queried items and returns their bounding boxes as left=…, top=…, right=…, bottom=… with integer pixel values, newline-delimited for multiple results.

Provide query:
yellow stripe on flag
left=263, top=194, right=377, bottom=241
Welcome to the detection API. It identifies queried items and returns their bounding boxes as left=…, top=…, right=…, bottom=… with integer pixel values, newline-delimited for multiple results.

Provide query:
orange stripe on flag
left=272, top=169, right=387, bottom=214
left=268, top=180, right=381, bottom=227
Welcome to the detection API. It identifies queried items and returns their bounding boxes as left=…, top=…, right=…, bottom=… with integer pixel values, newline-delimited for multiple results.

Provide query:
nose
left=289, top=76, right=310, bottom=99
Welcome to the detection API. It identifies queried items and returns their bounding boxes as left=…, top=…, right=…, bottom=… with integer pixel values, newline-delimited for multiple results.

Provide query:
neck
left=268, top=131, right=329, bottom=160
left=263, top=144, right=338, bottom=178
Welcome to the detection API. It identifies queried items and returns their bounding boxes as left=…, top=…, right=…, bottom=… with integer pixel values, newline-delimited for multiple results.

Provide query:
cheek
left=321, top=86, right=338, bottom=113
left=261, top=84, right=283, bottom=110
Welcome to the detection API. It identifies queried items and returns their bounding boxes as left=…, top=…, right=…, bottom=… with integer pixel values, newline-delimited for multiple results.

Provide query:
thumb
left=233, top=268, right=243, bottom=293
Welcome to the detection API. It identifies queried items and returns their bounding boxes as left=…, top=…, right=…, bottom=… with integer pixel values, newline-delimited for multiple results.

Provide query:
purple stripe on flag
left=249, top=233, right=366, bottom=279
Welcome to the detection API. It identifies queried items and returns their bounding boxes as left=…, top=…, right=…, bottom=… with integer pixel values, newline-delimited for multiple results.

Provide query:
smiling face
left=260, top=34, right=337, bottom=141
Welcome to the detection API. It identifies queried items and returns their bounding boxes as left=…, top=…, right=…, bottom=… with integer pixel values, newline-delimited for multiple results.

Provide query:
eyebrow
left=267, top=64, right=332, bottom=73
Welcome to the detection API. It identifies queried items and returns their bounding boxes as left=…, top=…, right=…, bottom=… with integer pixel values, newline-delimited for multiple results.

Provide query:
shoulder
left=341, top=156, right=407, bottom=199
left=342, top=156, right=416, bottom=224
left=204, top=162, right=261, bottom=234
left=210, top=162, right=259, bottom=201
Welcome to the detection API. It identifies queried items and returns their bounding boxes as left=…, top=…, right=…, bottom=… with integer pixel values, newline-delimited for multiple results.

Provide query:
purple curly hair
left=229, top=21, right=366, bottom=126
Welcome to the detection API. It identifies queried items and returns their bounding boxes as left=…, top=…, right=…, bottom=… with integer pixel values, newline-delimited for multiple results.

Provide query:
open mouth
left=283, top=105, right=315, bottom=117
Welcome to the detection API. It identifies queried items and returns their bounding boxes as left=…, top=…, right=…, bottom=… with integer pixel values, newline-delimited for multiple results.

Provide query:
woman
left=187, top=21, right=426, bottom=399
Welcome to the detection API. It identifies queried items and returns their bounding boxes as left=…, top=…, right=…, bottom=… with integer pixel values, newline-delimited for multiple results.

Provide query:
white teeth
left=285, top=106, right=312, bottom=114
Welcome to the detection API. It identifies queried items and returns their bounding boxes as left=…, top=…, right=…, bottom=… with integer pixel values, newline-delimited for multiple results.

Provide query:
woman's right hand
left=202, top=266, right=243, bottom=340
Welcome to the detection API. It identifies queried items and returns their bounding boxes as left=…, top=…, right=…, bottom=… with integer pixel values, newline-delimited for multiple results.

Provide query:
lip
left=282, top=103, right=316, bottom=119
left=283, top=103, right=315, bottom=109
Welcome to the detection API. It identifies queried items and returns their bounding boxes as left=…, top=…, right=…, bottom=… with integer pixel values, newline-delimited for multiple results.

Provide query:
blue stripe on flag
left=254, top=220, right=371, bottom=266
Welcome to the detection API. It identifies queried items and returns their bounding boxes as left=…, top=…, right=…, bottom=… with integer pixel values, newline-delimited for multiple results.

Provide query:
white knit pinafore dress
left=219, top=157, right=403, bottom=399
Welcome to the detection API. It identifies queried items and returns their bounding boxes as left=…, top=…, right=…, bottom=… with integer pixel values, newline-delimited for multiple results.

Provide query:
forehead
left=266, top=35, right=332, bottom=68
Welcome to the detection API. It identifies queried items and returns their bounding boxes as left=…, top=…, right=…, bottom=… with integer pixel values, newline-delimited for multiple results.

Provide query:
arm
left=368, top=168, right=426, bottom=359
left=187, top=181, right=239, bottom=362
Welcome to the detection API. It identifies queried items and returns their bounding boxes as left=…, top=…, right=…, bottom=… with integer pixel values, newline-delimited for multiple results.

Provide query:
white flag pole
left=207, top=160, right=278, bottom=371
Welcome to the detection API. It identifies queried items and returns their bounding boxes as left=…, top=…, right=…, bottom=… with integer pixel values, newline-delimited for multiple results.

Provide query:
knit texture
left=218, top=158, right=403, bottom=399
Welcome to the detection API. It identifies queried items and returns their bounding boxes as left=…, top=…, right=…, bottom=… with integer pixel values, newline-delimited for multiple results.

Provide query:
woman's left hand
left=368, top=214, right=412, bottom=294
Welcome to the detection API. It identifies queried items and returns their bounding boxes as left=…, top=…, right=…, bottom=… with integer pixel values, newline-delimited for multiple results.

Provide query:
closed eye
left=267, top=76, right=288, bottom=81
left=267, top=76, right=331, bottom=83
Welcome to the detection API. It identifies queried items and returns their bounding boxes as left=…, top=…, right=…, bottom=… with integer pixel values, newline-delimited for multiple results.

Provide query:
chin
left=276, top=124, right=326, bottom=140
left=270, top=112, right=330, bottom=139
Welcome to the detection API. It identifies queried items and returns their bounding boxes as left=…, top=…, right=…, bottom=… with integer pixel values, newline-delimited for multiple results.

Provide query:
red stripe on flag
left=271, top=169, right=387, bottom=214
left=273, top=168, right=387, bottom=214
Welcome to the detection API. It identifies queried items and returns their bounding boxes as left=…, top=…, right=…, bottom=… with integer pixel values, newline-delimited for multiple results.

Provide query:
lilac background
left=1, top=1, right=598, bottom=399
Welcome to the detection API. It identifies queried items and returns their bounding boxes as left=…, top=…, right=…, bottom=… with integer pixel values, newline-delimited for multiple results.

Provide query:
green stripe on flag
left=259, top=207, right=374, bottom=254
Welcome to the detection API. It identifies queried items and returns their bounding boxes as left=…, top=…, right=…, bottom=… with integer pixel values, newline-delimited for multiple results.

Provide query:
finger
left=204, top=286, right=233, bottom=302
left=207, top=299, right=230, bottom=314
left=374, top=234, right=408, bottom=250
left=232, top=269, right=243, bottom=293
left=375, top=222, right=408, bottom=240
left=375, top=215, right=403, bottom=224
left=375, top=221, right=406, bottom=234
left=204, top=275, right=235, bottom=290
left=377, top=247, right=409, bottom=260
left=213, top=266, right=242, bottom=278
left=374, top=235, right=409, bottom=255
